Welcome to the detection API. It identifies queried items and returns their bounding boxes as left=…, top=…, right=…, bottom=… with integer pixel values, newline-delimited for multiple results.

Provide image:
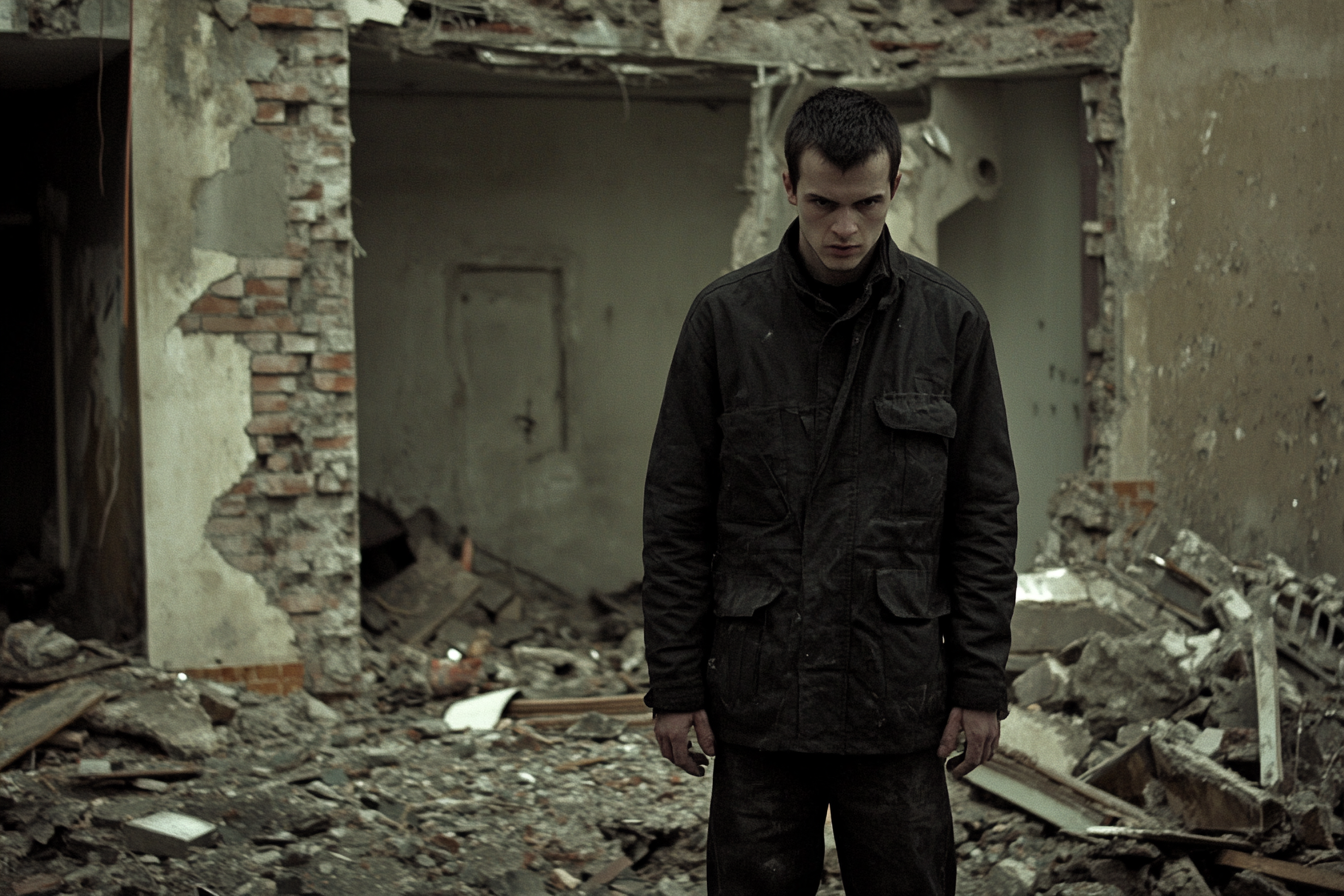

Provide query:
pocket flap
left=875, top=567, right=950, bottom=619
left=713, top=574, right=784, bottom=618
left=874, top=394, right=957, bottom=440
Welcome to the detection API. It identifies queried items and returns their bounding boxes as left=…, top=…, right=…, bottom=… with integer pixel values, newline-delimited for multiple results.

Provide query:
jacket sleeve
left=641, top=299, right=722, bottom=713
left=940, top=310, right=1018, bottom=715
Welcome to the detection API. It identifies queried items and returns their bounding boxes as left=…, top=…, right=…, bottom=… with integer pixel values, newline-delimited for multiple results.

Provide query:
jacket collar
left=777, top=219, right=908, bottom=314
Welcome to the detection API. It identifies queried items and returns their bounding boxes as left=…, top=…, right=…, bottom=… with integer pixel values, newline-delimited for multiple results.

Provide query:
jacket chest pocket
left=874, top=393, right=956, bottom=517
left=717, top=408, right=790, bottom=525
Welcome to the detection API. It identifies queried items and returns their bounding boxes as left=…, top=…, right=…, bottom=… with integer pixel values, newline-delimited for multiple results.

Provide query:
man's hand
left=653, top=710, right=716, bottom=777
left=937, top=707, right=999, bottom=779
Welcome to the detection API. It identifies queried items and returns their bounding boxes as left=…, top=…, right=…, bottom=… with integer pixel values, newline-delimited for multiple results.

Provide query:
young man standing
left=641, top=87, right=1018, bottom=895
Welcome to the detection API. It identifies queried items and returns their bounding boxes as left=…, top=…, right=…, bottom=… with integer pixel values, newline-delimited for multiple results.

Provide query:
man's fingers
left=936, top=708, right=963, bottom=758
left=692, top=711, right=716, bottom=757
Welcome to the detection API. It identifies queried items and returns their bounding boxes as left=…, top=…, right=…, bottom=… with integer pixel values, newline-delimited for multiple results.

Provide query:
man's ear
left=783, top=170, right=798, bottom=206
left=890, top=171, right=902, bottom=197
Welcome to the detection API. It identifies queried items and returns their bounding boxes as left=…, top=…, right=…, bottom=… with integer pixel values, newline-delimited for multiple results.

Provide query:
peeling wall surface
left=133, top=2, right=299, bottom=671
left=1120, top=0, right=1344, bottom=573
left=353, top=93, right=748, bottom=594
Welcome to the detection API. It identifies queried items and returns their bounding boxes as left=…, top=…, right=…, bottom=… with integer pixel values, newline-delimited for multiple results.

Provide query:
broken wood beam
left=1251, top=594, right=1284, bottom=790
left=0, top=681, right=111, bottom=771
left=1085, top=826, right=1253, bottom=851
left=504, top=694, right=648, bottom=719
left=1216, top=850, right=1344, bottom=892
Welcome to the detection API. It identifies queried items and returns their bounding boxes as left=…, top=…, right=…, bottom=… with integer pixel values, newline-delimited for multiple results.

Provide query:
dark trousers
left=706, top=742, right=955, bottom=896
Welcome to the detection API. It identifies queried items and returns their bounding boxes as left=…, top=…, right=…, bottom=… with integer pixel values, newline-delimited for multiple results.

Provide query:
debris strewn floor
left=7, top=488, right=1344, bottom=894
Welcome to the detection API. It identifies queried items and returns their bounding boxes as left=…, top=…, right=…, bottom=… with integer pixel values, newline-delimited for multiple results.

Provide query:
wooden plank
left=1252, top=606, right=1284, bottom=790
left=1085, top=826, right=1253, bottom=850
left=64, top=763, right=203, bottom=784
left=0, top=650, right=127, bottom=686
left=0, top=681, right=110, bottom=770
left=998, top=746, right=1160, bottom=826
left=1216, top=850, right=1344, bottom=892
left=505, top=694, right=648, bottom=719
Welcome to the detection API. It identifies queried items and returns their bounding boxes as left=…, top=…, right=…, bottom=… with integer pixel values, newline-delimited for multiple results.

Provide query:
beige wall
left=939, top=78, right=1085, bottom=570
left=353, top=94, right=748, bottom=594
left=1119, top=0, right=1344, bottom=573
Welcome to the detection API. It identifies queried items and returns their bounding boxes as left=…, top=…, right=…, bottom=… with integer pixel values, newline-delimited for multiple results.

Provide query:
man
left=641, top=87, right=1017, bottom=895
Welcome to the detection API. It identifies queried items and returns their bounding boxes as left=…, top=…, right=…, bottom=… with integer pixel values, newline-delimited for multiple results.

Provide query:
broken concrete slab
left=83, top=687, right=221, bottom=760
left=372, top=540, right=483, bottom=645
left=1068, top=629, right=1207, bottom=738
left=123, top=811, right=218, bottom=858
left=1149, top=729, right=1285, bottom=833
left=564, top=712, right=628, bottom=741
left=2, top=621, right=79, bottom=668
left=1251, top=599, right=1284, bottom=790
left=1011, top=656, right=1072, bottom=709
left=0, top=680, right=111, bottom=770
left=998, top=706, right=1093, bottom=778
left=1011, top=568, right=1139, bottom=656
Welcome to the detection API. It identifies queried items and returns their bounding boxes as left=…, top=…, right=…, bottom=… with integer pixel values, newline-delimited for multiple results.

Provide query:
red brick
left=312, top=435, right=352, bottom=450
left=14, top=874, right=64, bottom=896
left=318, top=145, right=346, bottom=162
left=210, top=273, right=245, bottom=297
left=266, top=453, right=292, bottom=471
left=192, top=295, right=240, bottom=315
left=255, top=101, right=285, bottom=125
left=177, top=315, right=201, bottom=332
left=312, top=353, right=352, bottom=371
left=299, top=183, right=323, bottom=201
left=285, top=241, right=309, bottom=260
left=214, top=495, right=248, bottom=516
left=279, top=589, right=328, bottom=614
left=252, top=375, right=298, bottom=393
left=251, top=82, right=310, bottom=102
left=242, top=258, right=305, bottom=279
left=231, top=479, right=257, bottom=495
left=252, top=354, right=306, bottom=374
left=258, top=473, right=315, bottom=496
left=254, top=297, right=290, bottom=314
left=255, top=435, right=275, bottom=454
left=247, top=414, right=297, bottom=435
left=246, top=278, right=289, bottom=297
left=205, top=517, right=262, bottom=536
left=229, top=554, right=268, bottom=573
left=202, top=315, right=297, bottom=334
left=254, top=394, right=289, bottom=413
left=250, top=5, right=315, bottom=27
left=313, top=372, right=355, bottom=392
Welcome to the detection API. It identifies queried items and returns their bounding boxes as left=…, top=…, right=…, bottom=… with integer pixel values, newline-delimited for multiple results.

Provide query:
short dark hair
left=784, top=87, right=902, bottom=188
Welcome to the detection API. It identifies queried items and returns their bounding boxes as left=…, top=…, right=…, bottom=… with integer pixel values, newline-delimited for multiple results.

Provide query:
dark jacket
left=641, top=222, right=1018, bottom=754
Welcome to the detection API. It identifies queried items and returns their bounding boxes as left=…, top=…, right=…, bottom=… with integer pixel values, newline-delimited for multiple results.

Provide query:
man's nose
left=833, top=211, right=860, bottom=237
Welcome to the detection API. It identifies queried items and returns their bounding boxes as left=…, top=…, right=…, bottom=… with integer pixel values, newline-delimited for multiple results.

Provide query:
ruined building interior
left=0, top=0, right=1343, bottom=894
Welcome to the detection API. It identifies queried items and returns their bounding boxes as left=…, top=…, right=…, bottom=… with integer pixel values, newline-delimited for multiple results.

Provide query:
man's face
left=783, top=148, right=900, bottom=287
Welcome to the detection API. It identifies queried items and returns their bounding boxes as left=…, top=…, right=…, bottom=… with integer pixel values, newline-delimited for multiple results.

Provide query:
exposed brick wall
left=1081, top=71, right=1124, bottom=476
left=176, top=2, right=360, bottom=695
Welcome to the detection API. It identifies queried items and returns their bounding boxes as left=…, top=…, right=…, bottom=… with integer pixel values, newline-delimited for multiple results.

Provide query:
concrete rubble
left=5, top=491, right=1344, bottom=894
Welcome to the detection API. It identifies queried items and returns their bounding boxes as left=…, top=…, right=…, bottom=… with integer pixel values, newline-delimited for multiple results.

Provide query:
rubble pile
left=3, top=490, right=1344, bottom=894
left=955, top=477, right=1344, bottom=896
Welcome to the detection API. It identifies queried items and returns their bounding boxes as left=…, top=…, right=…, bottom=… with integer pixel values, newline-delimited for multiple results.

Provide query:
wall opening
left=0, top=36, right=142, bottom=638
left=351, top=52, right=750, bottom=595
left=938, top=77, right=1086, bottom=570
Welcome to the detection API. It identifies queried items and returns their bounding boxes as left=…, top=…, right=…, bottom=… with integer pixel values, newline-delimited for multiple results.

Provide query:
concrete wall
left=353, top=93, right=748, bottom=594
left=1117, top=0, right=1344, bottom=574
left=939, top=78, right=1086, bottom=571
left=133, top=1, right=299, bottom=672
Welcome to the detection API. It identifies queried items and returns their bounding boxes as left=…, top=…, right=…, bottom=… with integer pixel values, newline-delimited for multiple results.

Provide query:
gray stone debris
left=3, top=620, right=79, bottom=668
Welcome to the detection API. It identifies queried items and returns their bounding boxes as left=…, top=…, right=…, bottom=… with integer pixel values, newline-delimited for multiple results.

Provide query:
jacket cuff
left=949, top=680, right=1008, bottom=719
left=643, top=684, right=705, bottom=714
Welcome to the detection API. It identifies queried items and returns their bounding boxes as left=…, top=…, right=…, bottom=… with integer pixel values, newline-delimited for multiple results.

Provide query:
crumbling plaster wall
left=133, top=0, right=361, bottom=692
left=1116, top=0, right=1344, bottom=575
